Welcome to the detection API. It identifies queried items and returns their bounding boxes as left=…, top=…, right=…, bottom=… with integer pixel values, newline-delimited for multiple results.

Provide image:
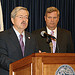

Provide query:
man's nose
left=51, top=18, right=54, bottom=21
left=22, top=17, right=26, bottom=20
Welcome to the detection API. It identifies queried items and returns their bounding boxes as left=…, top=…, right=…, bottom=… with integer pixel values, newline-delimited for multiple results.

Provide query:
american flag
left=0, top=0, right=4, bottom=32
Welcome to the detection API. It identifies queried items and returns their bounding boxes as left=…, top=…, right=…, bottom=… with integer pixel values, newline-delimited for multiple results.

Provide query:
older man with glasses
left=0, top=6, right=38, bottom=75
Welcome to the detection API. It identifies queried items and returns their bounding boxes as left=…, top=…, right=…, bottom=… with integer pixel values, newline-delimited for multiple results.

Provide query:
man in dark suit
left=32, top=7, right=74, bottom=53
left=0, top=6, right=38, bottom=75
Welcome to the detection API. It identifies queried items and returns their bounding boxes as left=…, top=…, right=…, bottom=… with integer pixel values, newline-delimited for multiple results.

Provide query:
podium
left=9, top=53, right=75, bottom=75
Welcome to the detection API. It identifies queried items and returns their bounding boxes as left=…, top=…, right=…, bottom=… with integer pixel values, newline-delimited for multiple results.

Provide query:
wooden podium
left=9, top=53, right=75, bottom=75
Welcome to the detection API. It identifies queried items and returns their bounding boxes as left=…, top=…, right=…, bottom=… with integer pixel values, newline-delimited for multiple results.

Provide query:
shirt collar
left=13, top=26, right=25, bottom=40
left=46, top=27, right=57, bottom=38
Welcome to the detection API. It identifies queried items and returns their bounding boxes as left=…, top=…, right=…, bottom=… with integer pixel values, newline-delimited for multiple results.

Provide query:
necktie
left=51, top=31, right=56, bottom=53
left=19, top=34, right=25, bottom=56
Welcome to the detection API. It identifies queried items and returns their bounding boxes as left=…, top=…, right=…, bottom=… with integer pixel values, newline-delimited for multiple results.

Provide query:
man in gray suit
left=0, top=6, right=38, bottom=75
left=32, top=7, right=74, bottom=53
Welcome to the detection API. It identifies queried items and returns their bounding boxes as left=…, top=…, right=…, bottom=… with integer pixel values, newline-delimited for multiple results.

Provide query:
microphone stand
left=46, top=37, right=53, bottom=53
left=49, top=42, right=53, bottom=53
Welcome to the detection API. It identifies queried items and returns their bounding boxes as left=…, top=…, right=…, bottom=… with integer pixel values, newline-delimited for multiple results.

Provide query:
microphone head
left=40, top=31, right=46, bottom=37
left=41, top=31, right=56, bottom=39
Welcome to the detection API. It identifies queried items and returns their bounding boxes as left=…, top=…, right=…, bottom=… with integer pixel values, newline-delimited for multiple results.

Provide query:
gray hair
left=45, top=7, right=60, bottom=17
left=11, top=6, right=29, bottom=18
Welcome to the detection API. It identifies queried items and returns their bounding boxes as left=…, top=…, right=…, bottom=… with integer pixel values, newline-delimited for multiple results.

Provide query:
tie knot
left=19, top=34, right=23, bottom=39
left=51, top=31, right=54, bottom=36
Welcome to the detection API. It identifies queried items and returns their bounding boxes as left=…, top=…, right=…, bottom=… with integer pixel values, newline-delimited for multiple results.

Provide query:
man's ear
left=57, top=16, right=59, bottom=22
left=11, top=18, right=14, bottom=24
left=44, top=16, right=46, bottom=21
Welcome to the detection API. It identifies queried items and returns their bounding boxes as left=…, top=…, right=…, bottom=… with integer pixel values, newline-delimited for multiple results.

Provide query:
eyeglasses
left=16, top=16, right=28, bottom=20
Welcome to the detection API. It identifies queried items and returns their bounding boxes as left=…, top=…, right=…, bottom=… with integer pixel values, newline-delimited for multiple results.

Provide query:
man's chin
left=48, top=26, right=56, bottom=30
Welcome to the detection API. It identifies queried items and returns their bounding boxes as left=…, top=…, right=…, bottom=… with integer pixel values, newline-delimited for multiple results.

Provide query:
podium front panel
left=9, top=53, right=75, bottom=75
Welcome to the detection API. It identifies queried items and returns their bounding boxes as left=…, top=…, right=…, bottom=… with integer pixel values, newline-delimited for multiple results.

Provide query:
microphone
left=40, top=31, right=56, bottom=39
left=40, top=31, right=60, bottom=53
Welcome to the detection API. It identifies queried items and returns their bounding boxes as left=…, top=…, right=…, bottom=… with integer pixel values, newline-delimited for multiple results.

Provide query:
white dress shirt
left=13, top=26, right=25, bottom=46
left=46, top=27, right=57, bottom=53
left=46, top=27, right=57, bottom=39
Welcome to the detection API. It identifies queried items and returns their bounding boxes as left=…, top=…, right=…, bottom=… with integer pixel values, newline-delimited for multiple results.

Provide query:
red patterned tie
left=19, top=34, right=25, bottom=56
left=51, top=31, right=56, bottom=53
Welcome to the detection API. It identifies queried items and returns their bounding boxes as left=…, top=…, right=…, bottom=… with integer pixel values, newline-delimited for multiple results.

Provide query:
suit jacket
left=0, top=27, right=38, bottom=75
left=32, top=27, right=74, bottom=53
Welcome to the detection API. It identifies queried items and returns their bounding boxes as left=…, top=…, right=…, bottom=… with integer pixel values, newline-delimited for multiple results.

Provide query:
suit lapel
left=56, top=27, right=63, bottom=53
left=9, top=28, right=23, bottom=56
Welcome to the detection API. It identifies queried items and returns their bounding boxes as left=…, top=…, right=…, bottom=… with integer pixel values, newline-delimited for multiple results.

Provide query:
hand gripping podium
left=9, top=53, right=75, bottom=75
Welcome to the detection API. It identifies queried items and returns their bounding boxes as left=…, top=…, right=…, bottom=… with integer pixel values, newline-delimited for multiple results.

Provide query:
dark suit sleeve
left=33, top=35, right=39, bottom=53
left=0, top=38, right=16, bottom=71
